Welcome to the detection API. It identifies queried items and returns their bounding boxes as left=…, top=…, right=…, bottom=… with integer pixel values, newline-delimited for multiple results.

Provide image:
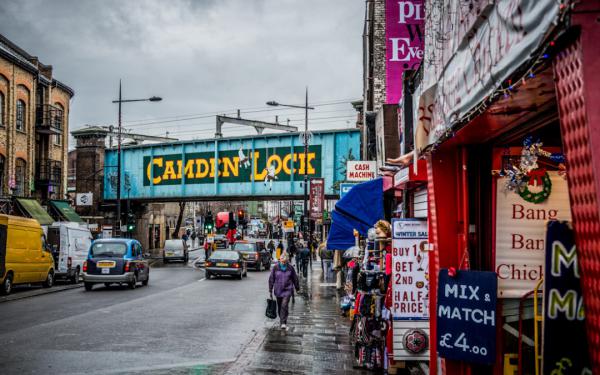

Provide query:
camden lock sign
left=143, top=145, right=321, bottom=186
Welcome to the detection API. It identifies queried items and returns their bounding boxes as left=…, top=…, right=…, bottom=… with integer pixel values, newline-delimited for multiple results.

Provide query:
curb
left=0, top=283, right=83, bottom=304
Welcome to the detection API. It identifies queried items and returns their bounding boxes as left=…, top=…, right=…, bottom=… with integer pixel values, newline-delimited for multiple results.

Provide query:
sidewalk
left=223, top=263, right=370, bottom=375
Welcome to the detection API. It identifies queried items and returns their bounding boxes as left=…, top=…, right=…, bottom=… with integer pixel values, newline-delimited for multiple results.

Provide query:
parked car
left=47, top=222, right=93, bottom=283
left=162, top=239, right=188, bottom=263
left=0, top=215, right=55, bottom=295
left=232, top=240, right=270, bottom=271
left=205, top=250, right=247, bottom=279
left=82, top=239, right=149, bottom=291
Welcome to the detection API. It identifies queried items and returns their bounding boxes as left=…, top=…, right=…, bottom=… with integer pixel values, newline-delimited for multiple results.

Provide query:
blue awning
left=327, top=178, right=384, bottom=250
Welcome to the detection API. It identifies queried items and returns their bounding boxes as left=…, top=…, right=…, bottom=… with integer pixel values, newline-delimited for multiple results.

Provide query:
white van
left=46, top=222, right=93, bottom=283
left=162, top=239, right=188, bottom=263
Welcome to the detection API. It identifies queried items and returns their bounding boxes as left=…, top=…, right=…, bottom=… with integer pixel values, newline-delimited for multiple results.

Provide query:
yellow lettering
left=195, top=159, right=209, bottom=178
left=183, top=159, right=196, bottom=179
left=147, top=157, right=163, bottom=184
left=307, top=152, right=316, bottom=174
left=282, top=153, right=293, bottom=175
left=298, top=153, right=306, bottom=174
left=222, top=157, right=239, bottom=177
left=254, top=151, right=267, bottom=180
left=176, top=160, right=183, bottom=179
left=267, top=154, right=283, bottom=175
left=163, top=160, right=177, bottom=180
left=209, top=158, right=215, bottom=178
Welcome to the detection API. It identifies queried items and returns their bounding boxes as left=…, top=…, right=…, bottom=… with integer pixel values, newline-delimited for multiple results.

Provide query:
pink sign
left=385, top=0, right=424, bottom=104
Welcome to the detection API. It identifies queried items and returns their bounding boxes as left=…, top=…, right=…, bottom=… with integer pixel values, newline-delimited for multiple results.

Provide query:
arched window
left=0, top=92, right=4, bottom=126
left=14, top=158, right=26, bottom=196
left=16, top=100, right=26, bottom=131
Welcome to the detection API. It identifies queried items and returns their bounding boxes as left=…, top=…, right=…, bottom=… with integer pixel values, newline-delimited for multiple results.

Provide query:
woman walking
left=268, top=253, right=300, bottom=330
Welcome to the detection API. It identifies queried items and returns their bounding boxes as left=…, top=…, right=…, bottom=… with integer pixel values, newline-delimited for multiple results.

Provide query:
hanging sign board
left=495, top=172, right=571, bottom=298
left=542, top=221, right=591, bottom=374
left=391, top=219, right=429, bottom=320
left=437, top=269, right=497, bottom=365
left=283, top=220, right=295, bottom=233
left=76, top=192, right=93, bottom=206
left=346, top=161, right=377, bottom=181
left=309, top=178, right=324, bottom=220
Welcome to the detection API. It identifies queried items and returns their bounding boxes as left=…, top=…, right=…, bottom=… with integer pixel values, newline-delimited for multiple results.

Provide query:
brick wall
left=372, top=0, right=387, bottom=110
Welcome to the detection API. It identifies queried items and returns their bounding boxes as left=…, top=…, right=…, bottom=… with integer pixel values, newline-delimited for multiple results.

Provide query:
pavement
left=221, top=262, right=370, bottom=375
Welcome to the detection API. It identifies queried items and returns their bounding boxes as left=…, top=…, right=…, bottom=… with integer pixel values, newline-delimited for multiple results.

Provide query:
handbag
left=265, top=298, right=277, bottom=319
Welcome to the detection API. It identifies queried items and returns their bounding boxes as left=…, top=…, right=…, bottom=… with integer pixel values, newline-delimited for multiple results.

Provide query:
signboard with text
left=437, top=270, right=497, bottom=365
left=346, top=161, right=377, bottom=181
left=283, top=220, right=295, bottom=233
left=392, top=219, right=429, bottom=320
left=543, top=221, right=591, bottom=375
left=309, top=178, right=324, bottom=220
left=495, top=172, right=571, bottom=297
left=385, top=0, right=424, bottom=104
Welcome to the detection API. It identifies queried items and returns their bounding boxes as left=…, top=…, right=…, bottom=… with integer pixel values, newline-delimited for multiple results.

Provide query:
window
left=90, top=242, right=127, bottom=257
left=0, top=92, right=4, bottom=126
left=14, top=158, right=26, bottom=196
left=0, top=155, right=5, bottom=194
left=54, top=104, right=63, bottom=145
left=16, top=100, right=25, bottom=131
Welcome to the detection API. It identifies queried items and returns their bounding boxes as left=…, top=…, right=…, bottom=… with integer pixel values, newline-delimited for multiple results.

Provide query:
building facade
left=0, top=33, right=73, bottom=201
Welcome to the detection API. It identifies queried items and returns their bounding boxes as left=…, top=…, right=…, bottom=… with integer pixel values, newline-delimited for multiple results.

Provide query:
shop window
left=14, top=158, right=26, bottom=196
left=16, top=100, right=26, bottom=132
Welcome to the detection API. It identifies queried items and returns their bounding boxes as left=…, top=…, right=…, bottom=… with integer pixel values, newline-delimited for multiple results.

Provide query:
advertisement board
left=309, top=178, right=324, bottom=220
left=385, top=0, right=424, bottom=104
left=437, top=269, right=497, bottom=365
left=283, top=220, right=295, bottom=233
left=76, top=192, right=93, bottom=206
left=346, top=161, right=377, bottom=181
left=495, top=172, right=571, bottom=297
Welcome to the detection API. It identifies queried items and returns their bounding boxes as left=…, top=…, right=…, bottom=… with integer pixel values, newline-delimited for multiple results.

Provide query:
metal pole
left=115, top=80, right=122, bottom=237
left=303, top=87, right=308, bottom=242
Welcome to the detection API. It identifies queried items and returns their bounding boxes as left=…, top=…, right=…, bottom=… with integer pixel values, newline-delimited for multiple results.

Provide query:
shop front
left=409, top=1, right=598, bottom=374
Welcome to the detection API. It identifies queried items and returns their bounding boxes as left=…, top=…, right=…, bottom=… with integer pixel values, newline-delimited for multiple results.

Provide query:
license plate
left=97, top=261, right=116, bottom=268
left=101, top=268, right=110, bottom=274
left=242, top=254, right=248, bottom=258
left=166, top=252, right=174, bottom=256
left=216, top=263, right=228, bottom=267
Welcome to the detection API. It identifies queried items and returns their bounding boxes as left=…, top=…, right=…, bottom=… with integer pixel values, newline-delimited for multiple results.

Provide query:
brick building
left=0, top=33, right=73, bottom=201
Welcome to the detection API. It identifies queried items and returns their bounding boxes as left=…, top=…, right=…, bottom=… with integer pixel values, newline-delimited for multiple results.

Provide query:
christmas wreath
left=518, top=169, right=552, bottom=204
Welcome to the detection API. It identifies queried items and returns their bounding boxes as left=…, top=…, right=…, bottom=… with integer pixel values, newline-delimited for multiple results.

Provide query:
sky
left=0, top=0, right=363, bottom=146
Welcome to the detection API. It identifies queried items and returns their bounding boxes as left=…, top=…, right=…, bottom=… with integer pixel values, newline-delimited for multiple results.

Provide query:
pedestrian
left=276, top=241, right=284, bottom=260
left=191, top=231, right=197, bottom=247
left=267, top=239, right=275, bottom=260
left=297, top=242, right=311, bottom=277
left=288, top=240, right=297, bottom=266
left=268, top=253, right=300, bottom=330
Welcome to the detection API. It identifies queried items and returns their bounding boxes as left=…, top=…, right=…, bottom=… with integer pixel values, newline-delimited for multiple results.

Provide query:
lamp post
left=112, top=80, right=162, bottom=237
left=267, top=88, right=315, bottom=242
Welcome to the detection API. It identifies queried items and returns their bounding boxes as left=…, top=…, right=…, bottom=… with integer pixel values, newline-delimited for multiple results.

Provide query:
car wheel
left=43, top=271, right=54, bottom=288
left=142, top=275, right=149, bottom=286
left=84, top=282, right=94, bottom=291
left=104, top=282, right=111, bottom=288
left=1, top=273, right=13, bottom=295
left=71, top=269, right=80, bottom=284
left=206, top=272, right=211, bottom=279
left=128, top=274, right=137, bottom=289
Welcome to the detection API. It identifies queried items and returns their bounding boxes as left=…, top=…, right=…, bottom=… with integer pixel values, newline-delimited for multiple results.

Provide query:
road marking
left=197, top=278, right=206, bottom=282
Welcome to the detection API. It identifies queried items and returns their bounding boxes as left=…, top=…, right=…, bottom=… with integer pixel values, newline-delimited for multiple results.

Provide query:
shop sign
left=543, top=221, right=591, bottom=375
left=415, top=0, right=560, bottom=151
left=346, top=161, right=377, bottom=181
left=437, top=269, right=497, bottom=365
left=76, top=192, right=93, bottom=206
left=391, top=219, right=429, bottom=320
left=283, top=220, right=295, bottom=233
left=309, top=178, right=324, bottom=220
left=385, top=0, right=424, bottom=104
left=495, top=172, right=571, bottom=298
left=339, top=183, right=357, bottom=199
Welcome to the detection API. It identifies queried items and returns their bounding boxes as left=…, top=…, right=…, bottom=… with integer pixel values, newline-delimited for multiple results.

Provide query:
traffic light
left=237, top=209, right=245, bottom=225
left=204, top=212, right=214, bottom=233
left=126, top=213, right=136, bottom=232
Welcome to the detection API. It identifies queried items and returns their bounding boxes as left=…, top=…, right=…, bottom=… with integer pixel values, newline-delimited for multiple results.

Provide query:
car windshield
left=90, top=242, right=127, bottom=257
left=210, top=251, right=239, bottom=260
left=233, top=243, right=254, bottom=251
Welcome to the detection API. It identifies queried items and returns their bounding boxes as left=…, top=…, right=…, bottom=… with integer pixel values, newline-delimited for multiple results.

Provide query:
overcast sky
left=0, top=0, right=363, bottom=144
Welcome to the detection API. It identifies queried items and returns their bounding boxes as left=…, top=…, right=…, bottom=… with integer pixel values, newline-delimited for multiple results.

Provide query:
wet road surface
left=0, top=260, right=272, bottom=374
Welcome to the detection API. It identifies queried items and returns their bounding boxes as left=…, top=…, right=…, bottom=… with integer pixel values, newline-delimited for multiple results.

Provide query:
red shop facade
left=408, top=1, right=600, bottom=374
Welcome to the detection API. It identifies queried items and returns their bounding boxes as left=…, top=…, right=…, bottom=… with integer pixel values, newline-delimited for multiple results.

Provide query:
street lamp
left=112, top=80, right=162, bottom=237
left=267, top=88, right=315, bottom=242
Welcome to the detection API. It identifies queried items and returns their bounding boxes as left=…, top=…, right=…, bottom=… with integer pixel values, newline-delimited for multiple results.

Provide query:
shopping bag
left=266, top=298, right=277, bottom=319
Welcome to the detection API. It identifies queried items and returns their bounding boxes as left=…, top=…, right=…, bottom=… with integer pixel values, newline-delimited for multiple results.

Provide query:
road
left=0, top=258, right=273, bottom=375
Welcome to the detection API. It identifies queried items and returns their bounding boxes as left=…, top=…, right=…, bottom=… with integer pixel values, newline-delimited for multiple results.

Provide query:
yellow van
left=0, top=215, right=54, bottom=295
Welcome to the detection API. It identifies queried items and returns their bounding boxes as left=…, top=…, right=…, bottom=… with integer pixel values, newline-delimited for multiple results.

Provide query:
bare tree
left=172, top=201, right=186, bottom=238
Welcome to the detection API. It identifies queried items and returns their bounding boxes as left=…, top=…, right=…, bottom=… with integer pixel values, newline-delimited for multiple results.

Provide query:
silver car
left=162, top=239, right=189, bottom=263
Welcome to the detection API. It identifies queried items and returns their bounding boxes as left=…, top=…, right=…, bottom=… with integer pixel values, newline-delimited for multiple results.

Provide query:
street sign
left=283, top=220, right=295, bottom=233
left=76, top=192, right=93, bottom=206
left=543, top=221, right=591, bottom=374
left=346, top=161, right=377, bottom=181
left=339, top=183, right=357, bottom=199
left=437, top=270, right=497, bottom=365
left=309, top=178, right=324, bottom=220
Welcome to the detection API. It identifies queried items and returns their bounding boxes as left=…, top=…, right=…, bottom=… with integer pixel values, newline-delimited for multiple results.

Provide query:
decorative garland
left=519, top=170, right=552, bottom=204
